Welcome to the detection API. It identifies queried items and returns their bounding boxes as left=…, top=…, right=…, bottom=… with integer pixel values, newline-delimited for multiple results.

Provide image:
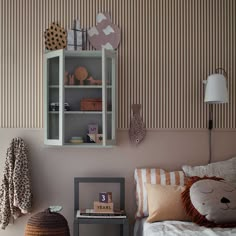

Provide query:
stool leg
left=123, top=221, right=129, bottom=236
left=73, top=221, right=79, bottom=236
left=120, top=222, right=129, bottom=236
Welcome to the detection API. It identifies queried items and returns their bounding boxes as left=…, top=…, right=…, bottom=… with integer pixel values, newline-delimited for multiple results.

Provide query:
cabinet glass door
left=102, top=48, right=116, bottom=146
left=44, top=50, right=64, bottom=145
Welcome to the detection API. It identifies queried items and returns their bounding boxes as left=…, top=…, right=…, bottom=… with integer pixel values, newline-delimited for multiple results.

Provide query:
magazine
left=76, top=209, right=127, bottom=218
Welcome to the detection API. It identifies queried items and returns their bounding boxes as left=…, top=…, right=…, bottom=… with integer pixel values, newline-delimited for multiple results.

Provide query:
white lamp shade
left=204, top=73, right=228, bottom=104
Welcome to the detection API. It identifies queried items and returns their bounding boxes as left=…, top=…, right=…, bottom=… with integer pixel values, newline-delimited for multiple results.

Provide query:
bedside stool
left=73, top=177, right=129, bottom=236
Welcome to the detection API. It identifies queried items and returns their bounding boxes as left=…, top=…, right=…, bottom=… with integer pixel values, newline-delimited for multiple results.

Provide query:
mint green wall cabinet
left=44, top=49, right=117, bottom=147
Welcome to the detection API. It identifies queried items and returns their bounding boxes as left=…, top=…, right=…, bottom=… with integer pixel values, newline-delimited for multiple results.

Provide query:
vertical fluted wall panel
left=0, top=0, right=235, bottom=129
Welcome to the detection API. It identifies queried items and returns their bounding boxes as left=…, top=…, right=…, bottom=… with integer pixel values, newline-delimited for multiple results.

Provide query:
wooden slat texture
left=0, top=0, right=235, bottom=129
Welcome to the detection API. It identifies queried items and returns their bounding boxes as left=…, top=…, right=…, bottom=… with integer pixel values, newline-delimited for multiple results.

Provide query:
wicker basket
left=25, top=208, right=70, bottom=236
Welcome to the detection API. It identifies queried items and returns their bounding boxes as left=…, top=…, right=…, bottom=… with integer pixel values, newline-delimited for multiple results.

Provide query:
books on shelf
left=76, top=209, right=127, bottom=218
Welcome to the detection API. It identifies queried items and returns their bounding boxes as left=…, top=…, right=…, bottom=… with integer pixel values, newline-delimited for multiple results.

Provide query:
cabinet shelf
left=63, top=143, right=114, bottom=148
left=49, top=85, right=112, bottom=89
left=49, top=111, right=112, bottom=114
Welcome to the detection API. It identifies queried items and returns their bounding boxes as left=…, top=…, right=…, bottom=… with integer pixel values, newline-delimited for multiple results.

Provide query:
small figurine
left=68, top=74, right=75, bottom=85
left=87, top=76, right=102, bottom=85
left=64, top=72, right=69, bottom=85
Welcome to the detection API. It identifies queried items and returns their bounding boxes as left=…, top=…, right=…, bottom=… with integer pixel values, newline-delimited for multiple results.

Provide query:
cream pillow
left=182, top=157, right=236, bottom=186
left=146, top=183, right=190, bottom=223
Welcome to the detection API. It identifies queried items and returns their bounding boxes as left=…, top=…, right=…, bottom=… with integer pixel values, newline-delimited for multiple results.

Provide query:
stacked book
left=76, top=209, right=126, bottom=218
left=69, top=137, right=83, bottom=144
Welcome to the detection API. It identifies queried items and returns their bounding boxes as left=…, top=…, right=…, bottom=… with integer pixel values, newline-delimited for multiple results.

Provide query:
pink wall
left=0, top=128, right=236, bottom=235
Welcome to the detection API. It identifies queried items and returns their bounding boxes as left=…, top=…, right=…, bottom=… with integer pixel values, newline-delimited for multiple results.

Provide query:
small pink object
left=87, top=76, right=102, bottom=85
left=64, top=72, right=69, bottom=85
left=69, top=74, right=75, bottom=85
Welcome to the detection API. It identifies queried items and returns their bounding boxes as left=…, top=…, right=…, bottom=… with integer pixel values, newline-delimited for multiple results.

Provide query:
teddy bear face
left=190, top=179, right=236, bottom=224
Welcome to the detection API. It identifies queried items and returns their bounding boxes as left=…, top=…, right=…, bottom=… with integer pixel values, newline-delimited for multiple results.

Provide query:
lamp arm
left=208, top=104, right=213, bottom=164
left=208, top=104, right=213, bottom=130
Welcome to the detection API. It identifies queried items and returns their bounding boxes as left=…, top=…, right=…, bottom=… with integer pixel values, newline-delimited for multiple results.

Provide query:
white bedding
left=134, top=218, right=236, bottom=236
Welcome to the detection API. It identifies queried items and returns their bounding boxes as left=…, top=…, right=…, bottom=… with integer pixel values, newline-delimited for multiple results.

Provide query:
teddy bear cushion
left=182, top=176, right=236, bottom=227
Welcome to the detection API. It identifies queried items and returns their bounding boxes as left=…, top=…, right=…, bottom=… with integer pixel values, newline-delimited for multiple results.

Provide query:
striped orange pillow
left=134, top=168, right=186, bottom=218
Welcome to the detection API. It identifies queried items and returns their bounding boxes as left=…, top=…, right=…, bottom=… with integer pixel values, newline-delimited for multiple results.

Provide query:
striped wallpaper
left=0, top=0, right=235, bottom=129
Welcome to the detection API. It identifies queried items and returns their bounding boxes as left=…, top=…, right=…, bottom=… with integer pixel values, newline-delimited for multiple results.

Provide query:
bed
left=134, top=218, right=236, bottom=236
left=133, top=157, right=236, bottom=236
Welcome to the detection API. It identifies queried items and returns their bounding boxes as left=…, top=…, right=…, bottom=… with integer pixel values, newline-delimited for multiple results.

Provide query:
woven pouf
left=25, top=208, right=70, bottom=236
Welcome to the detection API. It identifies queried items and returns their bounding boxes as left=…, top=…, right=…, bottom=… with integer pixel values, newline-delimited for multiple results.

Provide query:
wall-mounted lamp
left=203, top=68, right=228, bottom=163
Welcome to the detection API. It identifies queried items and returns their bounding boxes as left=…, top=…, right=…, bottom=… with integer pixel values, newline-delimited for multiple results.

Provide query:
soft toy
left=182, top=176, right=236, bottom=227
left=88, top=12, right=121, bottom=50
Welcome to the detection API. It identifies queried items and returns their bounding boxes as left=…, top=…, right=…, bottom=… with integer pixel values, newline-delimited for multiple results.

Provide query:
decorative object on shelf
left=96, top=134, right=103, bottom=143
left=87, top=134, right=96, bottom=143
left=129, top=104, right=146, bottom=145
left=68, top=74, right=75, bottom=85
left=87, top=76, right=102, bottom=85
left=70, top=137, right=84, bottom=144
left=64, top=71, right=69, bottom=85
left=49, top=103, right=70, bottom=111
left=99, top=192, right=112, bottom=203
left=80, top=98, right=102, bottom=111
left=75, top=66, right=88, bottom=85
left=49, top=102, right=59, bottom=111
left=203, top=68, right=228, bottom=163
left=86, top=133, right=103, bottom=144
left=44, top=22, right=67, bottom=50
left=94, top=201, right=114, bottom=213
left=64, top=72, right=75, bottom=85
left=88, top=12, right=121, bottom=50
left=67, top=19, right=87, bottom=51
left=88, top=124, right=98, bottom=134
left=25, top=208, right=70, bottom=236
left=64, top=103, right=70, bottom=111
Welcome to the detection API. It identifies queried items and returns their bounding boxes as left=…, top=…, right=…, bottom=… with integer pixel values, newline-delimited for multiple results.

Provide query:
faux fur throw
left=0, top=138, right=32, bottom=229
